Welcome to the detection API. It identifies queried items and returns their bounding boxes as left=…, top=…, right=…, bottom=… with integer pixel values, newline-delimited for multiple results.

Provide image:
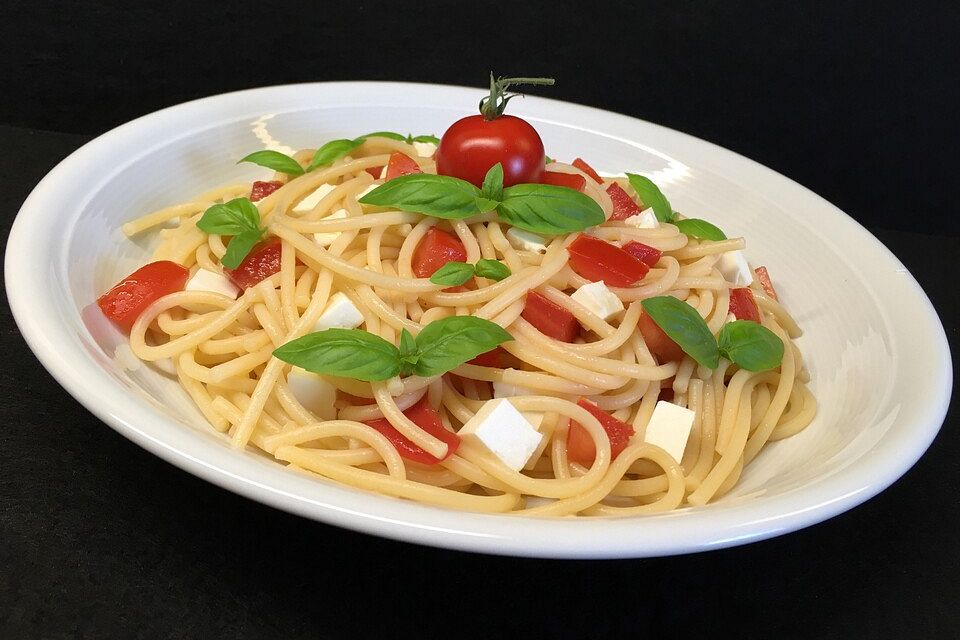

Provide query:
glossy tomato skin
left=97, top=260, right=189, bottom=332
left=436, top=115, right=545, bottom=188
left=566, top=399, right=635, bottom=466
left=384, top=152, right=422, bottom=180
left=728, top=287, right=762, bottom=322
left=363, top=396, right=460, bottom=465
left=521, top=291, right=580, bottom=342
left=226, top=236, right=282, bottom=290
left=638, top=312, right=686, bottom=363
left=412, top=228, right=467, bottom=278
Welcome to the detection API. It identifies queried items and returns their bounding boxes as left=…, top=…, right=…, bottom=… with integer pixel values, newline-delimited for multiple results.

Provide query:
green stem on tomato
left=479, top=73, right=556, bottom=120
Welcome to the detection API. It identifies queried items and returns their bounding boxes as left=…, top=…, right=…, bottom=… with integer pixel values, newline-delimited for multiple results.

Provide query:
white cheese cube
left=643, top=400, right=695, bottom=463
left=459, top=399, right=544, bottom=471
left=185, top=268, right=240, bottom=299
left=717, top=250, right=754, bottom=286
left=356, top=184, right=377, bottom=200
left=412, top=141, right=437, bottom=157
left=506, top=227, right=547, bottom=253
left=570, top=281, right=624, bottom=320
left=314, top=292, right=364, bottom=332
left=292, top=183, right=337, bottom=213
left=623, top=207, right=660, bottom=229
left=286, top=366, right=336, bottom=419
left=313, top=209, right=349, bottom=247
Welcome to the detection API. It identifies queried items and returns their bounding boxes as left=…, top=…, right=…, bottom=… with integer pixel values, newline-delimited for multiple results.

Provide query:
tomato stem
left=479, top=73, right=555, bottom=120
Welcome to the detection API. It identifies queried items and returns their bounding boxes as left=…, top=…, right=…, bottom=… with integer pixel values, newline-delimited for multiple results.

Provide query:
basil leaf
left=474, top=197, right=500, bottom=212
left=412, top=316, right=513, bottom=377
left=640, top=296, right=719, bottom=368
left=398, top=328, right=419, bottom=375
left=545, top=155, right=555, bottom=165
left=360, top=131, right=406, bottom=141
left=626, top=174, right=674, bottom=223
left=307, top=139, right=363, bottom=171
left=497, top=184, right=605, bottom=235
left=221, top=228, right=265, bottom=269
left=474, top=259, right=511, bottom=281
left=358, top=174, right=484, bottom=219
left=411, top=134, right=440, bottom=144
left=674, top=218, right=727, bottom=241
left=481, top=163, right=504, bottom=202
left=717, top=320, right=784, bottom=372
left=238, top=150, right=305, bottom=176
left=429, top=261, right=475, bottom=286
left=197, top=197, right=261, bottom=236
left=273, top=329, right=401, bottom=382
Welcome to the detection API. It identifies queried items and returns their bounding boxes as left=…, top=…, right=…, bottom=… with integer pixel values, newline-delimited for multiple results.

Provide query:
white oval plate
left=5, top=82, right=951, bottom=558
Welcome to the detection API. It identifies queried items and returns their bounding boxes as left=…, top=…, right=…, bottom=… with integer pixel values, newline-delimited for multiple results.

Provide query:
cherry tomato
left=225, top=236, right=282, bottom=290
left=468, top=346, right=508, bottom=368
left=249, top=180, right=283, bottom=202
left=363, top=396, right=460, bottom=465
left=566, top=399, right=635, bottom=466
left=621, top=241, right=663, bottom=267
left=521, top=291, right=580, bottom=342
left=436, top=115, right=545, bottom=188
left=566, top=234, right=650, bottom=287
left=541, top=171, right=586, bottom=191
left=572, top=157, right=603, bottom=184
left=754, top=266, right=779, bottom=301
left=97, top=260, right=189, bottom=332
left=638, top=312, right=686, bottom=363
left=728, top=287, right=762, bottom=322
left=606, top=183, right=643, bottom=221
left=384, top=152, right=422, bottom=180
left=411, top=228, right=467, bottom=278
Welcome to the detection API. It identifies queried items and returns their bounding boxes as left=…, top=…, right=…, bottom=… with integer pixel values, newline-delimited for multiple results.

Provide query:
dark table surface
left=1, top=122, right=957, bottom=639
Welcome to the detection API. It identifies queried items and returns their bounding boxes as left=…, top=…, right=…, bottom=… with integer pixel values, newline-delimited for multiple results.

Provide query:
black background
left=2, top=1, right=958, bottom=638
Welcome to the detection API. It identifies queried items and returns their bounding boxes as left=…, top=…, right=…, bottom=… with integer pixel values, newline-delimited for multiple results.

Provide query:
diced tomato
left=363, top=396, right=460, bottom=465
left=365, top=166, right=384, bottom=179
left=522, top=291, right=580, bottom=342
left=412, top=228, right=467, bottom=278
left=754, top=266, right=779, bottom=301
left=96, top=260, right=189, bottom=332
left=384, top=152, right=422, bottom=181
left=542, top=171, right=586, bottom=191
left=606, top=183, right=643, bottom=221
left=638, top=311, right=686, bottom=363
left=468, top=346, right=507, bottom=368
left=566, top=399, right=635, bottom=466
left=567, top=234, right=650, bottom=287
left=728, top=287, right=761, bottom=322
left=572, top=157, right=603, bottom=184
left=225, top=236, right=282, bottom=290
left=622, top=241, right=663, bottom=267
left=250, top=180, right=283, bottom=202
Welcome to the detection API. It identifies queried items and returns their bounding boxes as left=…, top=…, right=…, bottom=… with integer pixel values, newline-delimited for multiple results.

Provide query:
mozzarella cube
left=314, top=292, right=364, bottom=332
left=185, top=268, right=240, bottom=299
left=286, top=366, right=336, bottom=420
left=356, top=184, right=377, bottom=200
left=623, top=207, right=660, bottom=229
left=717, top=250, right=754, bottom=286
left=412, top=141, right=437, bottom=157
left=459, top=399, right=544, bottom=471
left=313, top=209, right=349, bottom=247
left=506, top=227, right=548, bottom=253
left=570, top=281, right=624, bottom=320
left=643, top=400, right=695, bottom=463
left=292, top=183, right=337, bottom=213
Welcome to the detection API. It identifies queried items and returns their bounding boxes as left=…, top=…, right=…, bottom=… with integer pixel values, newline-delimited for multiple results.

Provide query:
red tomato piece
left=384, top=152, right=422, bottom=180
left=412, top=228, right=467, bottom=278
left=606, top=183, right=643, bottom=221
left=250, top=180, right=283, bottom=202
left=436, top=114, right=545, bottom=188
left=566, top=399, right=635, bottom=466
left=541, top=171, right=586, bottom=191
left=468, top=346, right=507, bottom=368
left=621, top=241, right=663, bottom=267
left=521, top=291, right=580, bottom=342
left=638, top=312, right=686, bottom=363
left=363, top=396, right=460, bottom=465
left=728, top=287, right=761, bottom=322
left=225, top=236, right=282, bottom=290
left=566, top=234, right=650, bottom=287
left=96, top=260, right=189, bottom=332
left=364, top=166, right=384, bottom=179
left=572, top=157, right=603, bottom=184
left=754, top=266, right=779, bottom=301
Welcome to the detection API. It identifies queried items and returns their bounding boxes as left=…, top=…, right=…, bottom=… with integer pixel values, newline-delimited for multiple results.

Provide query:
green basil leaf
left=412, top=316, right=513, bottom=377
left=674, top=218, right=727, bottom=241
left=359, top=131, right=406, bottom=141
left=197, top=198, right=261, bottom=236
left=545, top=155, right=555, bottom=165
left=358, top=173, right=484, bottom=219
left=411, top=134, right=440, bottom=144
left=497, top=184, right=605, bottom=235
left=474, top=197, right=500, bottom=212
left=307, top=139, right=363, bottom=171
left=398, top=328, right=419, bottom=375
left=717, top=320, right=784, bottom=372
left=640, top=296, right=719, bottom=368
left=238, top=150, right=305, bottom=176
left=273, top=329, right=401, bottom=382
left=221, top=228, right=265, bottom=269
left=429, top=261, right=475, bottom=286
left=481, top=163, right=504, bottom=202
left=474, top=259, right=511, bottom=281
left=626, top=174, right=674, bottom=223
